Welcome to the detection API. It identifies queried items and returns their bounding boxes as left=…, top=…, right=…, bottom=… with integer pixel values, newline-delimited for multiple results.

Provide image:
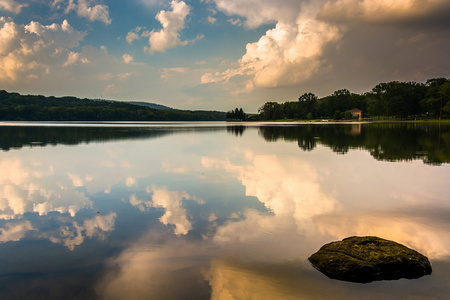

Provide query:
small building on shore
left=349, top=108, right=362, bottom=120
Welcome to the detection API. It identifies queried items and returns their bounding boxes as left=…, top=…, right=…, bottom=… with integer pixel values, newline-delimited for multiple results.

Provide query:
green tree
left=422, top=78, right=450, bottom=120
left=298, top=92, right=318, bottom=118
left=258, top=102, right=282, bottom=120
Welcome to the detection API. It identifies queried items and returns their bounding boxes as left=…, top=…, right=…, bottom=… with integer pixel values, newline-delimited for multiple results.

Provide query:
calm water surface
left=0, top=122, right=449, bottom=299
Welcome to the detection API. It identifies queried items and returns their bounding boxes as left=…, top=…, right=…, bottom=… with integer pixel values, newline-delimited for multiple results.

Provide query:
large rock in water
left=308, top=236, right=432, bottom=283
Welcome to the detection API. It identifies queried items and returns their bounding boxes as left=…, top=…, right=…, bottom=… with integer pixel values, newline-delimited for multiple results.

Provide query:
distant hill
left=128, top=101, right=173, bottom=110
left=0, top=90, right=226, bottom=121
left=92, top=98, right=173, bottom=110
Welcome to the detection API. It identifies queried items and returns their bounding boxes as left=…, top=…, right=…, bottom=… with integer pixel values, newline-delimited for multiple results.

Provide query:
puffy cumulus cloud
left=63, top=51, right=89, bottom=67
left=0, top=17, right=85, bottom=82
left=206, top=0, right=450, bottom=96
left=145, top=0, right=191, bottom=54
left=203, top=2, right=341, bottom=91
left=126, top=27, right=149, bottom=44
left=0, top=221, right=34, bottom=243
left=122, top=53, right=133, bottom=64
left=318, top=0, right=450, bottom=25
left=0, top=0, right=27, bottom=14
left=314, top=209, right=450, bottom=260
left=63, top=0, right=112, bottom=24
left=24, top=19, right=85, bottom=49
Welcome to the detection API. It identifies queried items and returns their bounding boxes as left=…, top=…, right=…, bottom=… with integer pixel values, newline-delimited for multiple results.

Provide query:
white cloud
left=122, top=53, right=134, bottom=64
left=64, top=0, right=111, bottom=24
left=0, top=18, right=85, bottom=82
left=125, top=177, right=136, bottom=187
left=203, top=1, right=341, bottom=91
left=205, top=0, right=450, bottom=97
left=145, top=0, right=190, bottom=54
left=24, top=19, right=85, bottom=49
left=63, top=51, right=89, bottom=66
left=0, top=0, right=27, bottom=14
left=203, top=19, right=340, bottom=88
left=126, top=27, right=149, bottom=44
left=207, top=16, right=217, bottom=24
left=126, top=31, right=140, bottom=44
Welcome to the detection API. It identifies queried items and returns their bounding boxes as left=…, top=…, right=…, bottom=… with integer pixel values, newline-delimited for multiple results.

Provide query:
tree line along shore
left=1, top=77, right=449, bottom=122
left=0, top=90, right=225, bottom=121
left=228, top=78, right=450, bottom=121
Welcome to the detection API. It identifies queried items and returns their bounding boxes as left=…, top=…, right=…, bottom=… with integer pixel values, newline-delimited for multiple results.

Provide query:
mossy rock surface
left=308, top=236, right=432, bottom=283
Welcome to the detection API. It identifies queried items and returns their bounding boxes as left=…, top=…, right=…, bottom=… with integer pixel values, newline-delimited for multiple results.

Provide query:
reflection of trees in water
left=258, top=124, right=450, bottom=165
left=2, top=124, right=448, bottom=165
left=227, top=126, right=246, bottom=136
left=0, top=126, right=225, bottom=151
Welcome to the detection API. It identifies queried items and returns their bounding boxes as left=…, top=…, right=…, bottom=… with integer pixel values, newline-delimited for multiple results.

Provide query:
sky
left=0, top=0, right=449, bottom=112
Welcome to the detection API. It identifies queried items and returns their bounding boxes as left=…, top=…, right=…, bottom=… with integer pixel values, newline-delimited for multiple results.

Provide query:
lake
left=0, top=121, right=449, bottom=299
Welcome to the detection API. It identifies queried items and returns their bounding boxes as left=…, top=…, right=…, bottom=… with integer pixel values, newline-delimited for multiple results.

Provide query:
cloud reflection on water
left=1, top=125, right=450, bottom=299
left=0, top=154, right=117, bottom=250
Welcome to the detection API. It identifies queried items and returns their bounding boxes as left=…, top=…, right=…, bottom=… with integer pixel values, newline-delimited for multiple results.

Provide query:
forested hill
left=127, top=101, right=173, bottom=110
left=0, top=90, right=226, bottom=121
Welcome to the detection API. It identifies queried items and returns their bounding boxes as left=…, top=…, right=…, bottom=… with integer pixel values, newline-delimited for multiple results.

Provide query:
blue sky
left=1, top=0, right=449, bottom=112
